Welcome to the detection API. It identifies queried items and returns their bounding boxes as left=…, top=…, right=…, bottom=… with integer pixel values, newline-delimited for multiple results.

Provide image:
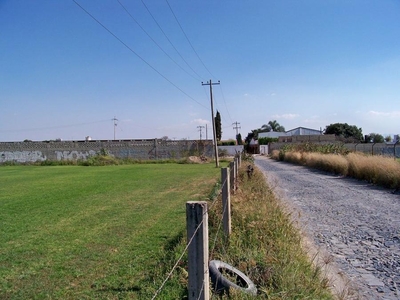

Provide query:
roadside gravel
left=254, top=156, right=400, bottom=300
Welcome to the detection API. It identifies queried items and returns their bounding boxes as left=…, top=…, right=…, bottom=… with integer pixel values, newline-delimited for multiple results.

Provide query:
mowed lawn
left=0, top=164, right=220, bottom=299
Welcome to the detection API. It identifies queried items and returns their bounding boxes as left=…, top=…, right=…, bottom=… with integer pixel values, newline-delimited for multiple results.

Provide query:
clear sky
left=1, top=0, right=399, bottom=142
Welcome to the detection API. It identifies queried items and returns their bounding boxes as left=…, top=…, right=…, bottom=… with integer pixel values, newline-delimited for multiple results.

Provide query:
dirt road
left=255, top=156, right=400, bottom=300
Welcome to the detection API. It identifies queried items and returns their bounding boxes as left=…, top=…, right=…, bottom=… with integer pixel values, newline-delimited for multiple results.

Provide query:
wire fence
left=151, top=153, right=241, bottom=299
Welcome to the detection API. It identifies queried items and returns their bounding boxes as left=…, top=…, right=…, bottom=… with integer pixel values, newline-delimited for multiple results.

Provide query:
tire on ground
left=209, top=260, right=257, bottom=296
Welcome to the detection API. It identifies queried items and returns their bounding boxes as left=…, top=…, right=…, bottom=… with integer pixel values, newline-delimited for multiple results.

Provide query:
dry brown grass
left=346, top=152, right=400, bottom=188
left=303, top=152, right=349, bottom=176
left=273, top=150, right=400, bottom=189
left=284, top=151, right=303, bottom=164
left=270, top=149, right=280, bottom=160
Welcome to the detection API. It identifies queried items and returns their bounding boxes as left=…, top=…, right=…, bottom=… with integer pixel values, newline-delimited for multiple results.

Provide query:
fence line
left=151, top=209, right=207, bottom=300
left=151, top=153, right=241, bottom=299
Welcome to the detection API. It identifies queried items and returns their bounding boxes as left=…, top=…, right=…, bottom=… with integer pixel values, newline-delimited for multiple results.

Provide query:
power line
left=212, top=93, right=231, bottom=127
left=219, top=85, right=233, bottom=124
left=72, top=0, right=208, bottom=110
left=116, top=0, right=201, bottom=82
left=165, top=0, right=216, bottom=80
left=140, top=0, right=204, bottom=81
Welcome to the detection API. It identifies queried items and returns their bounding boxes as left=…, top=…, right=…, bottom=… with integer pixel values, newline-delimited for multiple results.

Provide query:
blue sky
left=1, top=0, right=399, bottom=142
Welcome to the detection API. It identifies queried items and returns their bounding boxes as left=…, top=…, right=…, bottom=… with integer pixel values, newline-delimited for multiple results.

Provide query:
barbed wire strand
left=151, top=169, right=231, bottom=299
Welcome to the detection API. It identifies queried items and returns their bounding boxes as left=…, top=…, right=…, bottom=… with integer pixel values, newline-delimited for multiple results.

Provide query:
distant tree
left=258, top=137, right=279, bottom=145
left=260, top=124, right=271, bottom=132
left=245, top=120, right=286, bottom=146
left=366, top=133, right=384, bottom=143
left=215, top=111, right=222, bottom=141
left=385, top=135, right=392, bottom=143
left=261, top=120, right=285, bottom=132
left=324, top=123, right=363, bottom=141
left=236, top=133, right=243, bottom=145
left=244, top=129, right=258, bottom=145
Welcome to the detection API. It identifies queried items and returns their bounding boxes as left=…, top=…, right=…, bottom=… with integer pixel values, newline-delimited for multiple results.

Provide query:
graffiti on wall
left=56, top=150, right=96, bottom=161
left=0, top=151, right=47, bottom=163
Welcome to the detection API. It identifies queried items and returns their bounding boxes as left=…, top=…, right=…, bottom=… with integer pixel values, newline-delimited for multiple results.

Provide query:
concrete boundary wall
left=269, top=142, right=400, bottom=158
left=218, top=145, right=244, bottom=156
left=0, top=139, right=214, bottom=163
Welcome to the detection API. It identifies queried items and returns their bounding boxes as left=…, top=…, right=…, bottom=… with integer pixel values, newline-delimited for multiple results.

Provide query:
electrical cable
left=116, top=0, right=201, bottom=82
left=140, top=0, right=204, bottom=81
left=219, top=85, right=233, bottom=124
left=165, top=0, right=216, bottom=80
left=72, top=0, right=208, bottom=110
left=164, top=0, right=216, bottom=78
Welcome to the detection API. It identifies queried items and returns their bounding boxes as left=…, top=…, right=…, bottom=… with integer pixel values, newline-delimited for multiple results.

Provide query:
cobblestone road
left=255, top=156, right=400, bottom=300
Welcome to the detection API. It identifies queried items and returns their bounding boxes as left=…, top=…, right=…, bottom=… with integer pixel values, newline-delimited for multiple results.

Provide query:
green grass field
left=0, top=164, right=220, bottom=299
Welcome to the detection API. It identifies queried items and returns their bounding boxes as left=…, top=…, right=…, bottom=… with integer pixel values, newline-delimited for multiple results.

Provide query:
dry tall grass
left=346, top=153, right=400, bottom=188
left=273, top=150, right=400, bottom=189
left=303, top=152, right=349, bottom=176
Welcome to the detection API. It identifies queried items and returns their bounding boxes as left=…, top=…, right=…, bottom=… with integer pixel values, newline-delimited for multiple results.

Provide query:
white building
left=285, top=127, right=322, bottom=136
left=258, top=131, right=286, bottom=139
left=258, top=127, right=322, bottom=139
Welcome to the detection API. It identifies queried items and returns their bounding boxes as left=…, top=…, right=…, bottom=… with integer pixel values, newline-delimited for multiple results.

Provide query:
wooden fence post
left=221, top=168, right=231, bottom=236
left=186, top=201, right=209, bottom=300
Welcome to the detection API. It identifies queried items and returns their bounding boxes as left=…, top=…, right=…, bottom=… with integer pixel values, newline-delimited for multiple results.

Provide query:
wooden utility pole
left=232, top=121, right=241, bottom=136
left=202, top=80, right=220, bottom=167
left=197, top=125, right=205, bottom=140
left=112, top=116, right=118, bottom=140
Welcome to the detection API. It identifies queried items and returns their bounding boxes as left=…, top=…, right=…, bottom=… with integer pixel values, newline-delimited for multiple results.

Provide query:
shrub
left=83, top=154, right=119, bottom=166
left=270, top=150, right=280, bottom=160
left=219, top=139, right=236, bottom=146
left=218, top=149, right=229, bottom=157
left=258, top=137, right=278, bottom=145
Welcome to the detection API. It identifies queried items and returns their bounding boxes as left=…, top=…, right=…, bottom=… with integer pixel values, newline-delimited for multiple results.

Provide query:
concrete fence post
left=235, top=157, right=239, bottom=183
left=221, top=168, right=231, bottom=237
left=186, top=201, right=209, bottom=300
left=229, top=161, right=235, bottom=191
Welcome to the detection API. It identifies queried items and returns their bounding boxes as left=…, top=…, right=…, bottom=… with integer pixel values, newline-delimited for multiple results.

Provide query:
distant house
left=285, top=127, right=322, bottom=136
left=258, top=127, right=322, bottom=139
left=258, top=131, right=285, bottom=139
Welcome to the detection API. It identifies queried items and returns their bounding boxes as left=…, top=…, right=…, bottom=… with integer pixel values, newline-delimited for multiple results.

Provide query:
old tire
left=209, top=260, right=257, bottom=296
